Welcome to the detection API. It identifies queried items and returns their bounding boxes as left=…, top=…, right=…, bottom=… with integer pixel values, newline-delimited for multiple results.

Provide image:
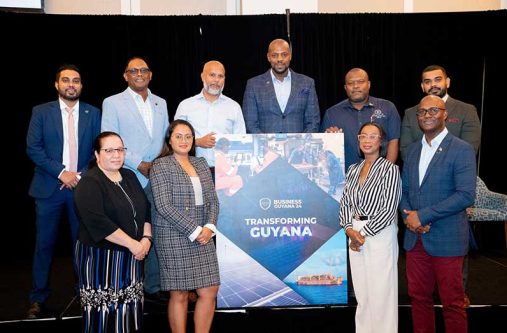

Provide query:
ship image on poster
left=296, top=274, right=343, bottom=286
left=214, top=133, right=347, bottom=308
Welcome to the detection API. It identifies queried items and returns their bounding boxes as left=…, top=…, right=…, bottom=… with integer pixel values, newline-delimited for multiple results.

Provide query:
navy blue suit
left=401, top=131, right=476, bottom=331
left=242, top=69, right=320, bottom=133
left=26, top=100, right=101, bottom=303
left=401, top=133, right=476, bottom=256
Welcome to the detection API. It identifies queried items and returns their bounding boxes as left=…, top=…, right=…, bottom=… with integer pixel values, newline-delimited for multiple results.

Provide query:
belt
left=354, top=214, right=370, bottom=221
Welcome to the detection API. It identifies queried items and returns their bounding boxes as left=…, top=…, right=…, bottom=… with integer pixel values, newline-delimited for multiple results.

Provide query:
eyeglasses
left=357, top=134, right=381, bottom=142
left=125, top=67, right=151, bottom=75
left=416, top=107, right=445, bottom=117
left=173, top=134, right=194, bottom=142
left=101, top=147, right=127, bottom=154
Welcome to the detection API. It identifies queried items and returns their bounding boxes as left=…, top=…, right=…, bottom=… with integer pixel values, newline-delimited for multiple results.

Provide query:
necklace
left=115, top=181, right=139, bottom=236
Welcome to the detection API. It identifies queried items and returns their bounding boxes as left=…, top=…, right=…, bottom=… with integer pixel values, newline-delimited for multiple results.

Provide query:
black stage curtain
left=1, top=10, right=505, bottom=258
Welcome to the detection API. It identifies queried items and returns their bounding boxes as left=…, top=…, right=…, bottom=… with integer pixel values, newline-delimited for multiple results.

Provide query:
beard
left=204, top=82, right=223, bottom=96
left=428, top=86, right=447, bottom=98
left=59, top=88, right=81, bottom=101
left=348, top=91, right=368, bottom=104
left=272, top=64, right=289, bottom=76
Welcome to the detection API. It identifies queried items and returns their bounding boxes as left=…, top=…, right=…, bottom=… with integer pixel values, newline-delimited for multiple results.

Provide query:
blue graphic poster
left=214, top=133, right=347, bottom=308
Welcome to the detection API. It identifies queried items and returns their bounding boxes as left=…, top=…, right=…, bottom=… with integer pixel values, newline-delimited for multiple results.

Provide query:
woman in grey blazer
left=150, top=119, right=219, bottom=333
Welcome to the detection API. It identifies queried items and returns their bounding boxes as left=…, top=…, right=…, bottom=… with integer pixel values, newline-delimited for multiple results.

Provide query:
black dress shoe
left=27, top=302, right=43, bottom=319
left=144, top=291, right=169, bottom=304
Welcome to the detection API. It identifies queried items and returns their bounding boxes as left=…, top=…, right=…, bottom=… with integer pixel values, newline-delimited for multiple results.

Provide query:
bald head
left=268, top=39, right=291, bottom=53
left=203, top=60, right=225, bottom=75
left=201, top=60, right=225, bottom=100
left=420, top=95, right=445, bottom=110
left=345, top=68, right=369, bottom=82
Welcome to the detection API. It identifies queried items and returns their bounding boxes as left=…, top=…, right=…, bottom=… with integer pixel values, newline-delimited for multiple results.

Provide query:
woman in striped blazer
left=339, top=122, right=402, bottom=333
left=150, top=119, right=220, bottom=333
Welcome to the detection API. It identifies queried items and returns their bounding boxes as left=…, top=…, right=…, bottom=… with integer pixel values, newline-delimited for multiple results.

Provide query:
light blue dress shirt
left=174, top=91, right=246, bottom=166
left=270, top=69, right=292, bottom=113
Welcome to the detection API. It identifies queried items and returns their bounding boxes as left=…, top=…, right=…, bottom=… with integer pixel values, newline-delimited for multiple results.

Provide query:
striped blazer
left=150, top=155, right=219, bottom=236
left=339, top=157, right=401, bottom=236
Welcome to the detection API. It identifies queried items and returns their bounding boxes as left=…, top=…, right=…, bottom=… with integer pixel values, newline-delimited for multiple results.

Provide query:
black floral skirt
left=75, top=241, right=144, bottom=333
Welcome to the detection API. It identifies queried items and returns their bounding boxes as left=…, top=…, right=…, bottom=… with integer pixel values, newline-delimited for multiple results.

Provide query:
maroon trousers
left=406, top=238, right=467, bottom=333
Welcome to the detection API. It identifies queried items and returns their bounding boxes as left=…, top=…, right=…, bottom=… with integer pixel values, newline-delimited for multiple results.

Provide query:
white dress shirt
left=127, top=87, right=154, bottom=137
left=59, top=99, right=79, bottom=173
left=419, top=127, right=448, bottom=185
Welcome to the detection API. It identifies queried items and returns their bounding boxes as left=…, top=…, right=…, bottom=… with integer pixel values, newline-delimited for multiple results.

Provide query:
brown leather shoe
left=27, top=302, right=42, bottom=319
left=464, top=294, right=471, bottom=308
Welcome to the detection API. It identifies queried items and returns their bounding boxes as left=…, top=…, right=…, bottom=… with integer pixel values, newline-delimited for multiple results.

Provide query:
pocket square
left=299, top=87, right=310, bottom=95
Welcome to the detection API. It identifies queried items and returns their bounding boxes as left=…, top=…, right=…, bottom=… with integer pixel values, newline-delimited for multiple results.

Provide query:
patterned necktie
left=66, top=107, right=77, bottom=172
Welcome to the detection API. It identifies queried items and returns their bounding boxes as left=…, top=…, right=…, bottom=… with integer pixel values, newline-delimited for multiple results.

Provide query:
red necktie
left=66, top=107, right=77, bottom=172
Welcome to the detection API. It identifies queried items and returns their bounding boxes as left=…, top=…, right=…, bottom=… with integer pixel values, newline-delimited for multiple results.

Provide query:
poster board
left=214, top=133, right=347, bottom=308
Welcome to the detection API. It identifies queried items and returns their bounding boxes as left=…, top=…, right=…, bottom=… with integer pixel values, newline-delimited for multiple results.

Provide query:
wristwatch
left=359, top=229, right=367, bottom=237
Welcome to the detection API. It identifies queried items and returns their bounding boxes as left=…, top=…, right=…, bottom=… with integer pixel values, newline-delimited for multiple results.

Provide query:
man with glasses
left=174, top=60, right=246, bottom=176
left=26, top=64, right=101, bottom=318
left=400, top=65, right=481, bottom=160
left=321, top=67, right=401, bottom=169
left=400, top=65, right=481, bottom=308
left=401, top=94, right=476, bottom=332
left=102, top=56, right=169, bottom=303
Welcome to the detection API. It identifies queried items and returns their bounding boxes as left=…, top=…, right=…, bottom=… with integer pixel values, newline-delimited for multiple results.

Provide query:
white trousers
left=349, top=220, right=399, bottom=333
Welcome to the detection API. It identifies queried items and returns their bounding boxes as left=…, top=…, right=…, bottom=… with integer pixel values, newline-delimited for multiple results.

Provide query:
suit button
left=185, top=207, right=189, bottom=211
left=282, top=115, right=286, bottom=119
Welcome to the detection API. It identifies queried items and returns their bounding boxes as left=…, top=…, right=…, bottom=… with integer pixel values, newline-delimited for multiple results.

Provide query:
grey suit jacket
left=242, top=69, right=320, bottom=133
left=400, top=133, right=476, bottom=256
left=102, top=88, right=169, bottom=188
left=150, top=155, right=219, bottom=237
left=400, top=96, right=481, bottom=160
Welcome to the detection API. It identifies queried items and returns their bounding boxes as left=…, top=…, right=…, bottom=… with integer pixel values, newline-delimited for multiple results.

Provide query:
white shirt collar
left=421, top=127, right=448, bottom=148
left=127, top=86, right=151, bottom=100
left=58, top=98, right=79, bottom=112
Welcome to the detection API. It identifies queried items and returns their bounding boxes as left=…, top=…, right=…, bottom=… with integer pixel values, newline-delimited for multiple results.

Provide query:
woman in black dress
left=74, top=131, right=152, bottom=332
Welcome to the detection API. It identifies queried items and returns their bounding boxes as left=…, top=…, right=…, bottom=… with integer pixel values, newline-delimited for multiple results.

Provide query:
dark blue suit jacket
left=26, top=100, right=101, bottom=199
left=400, top=132, right=476, bottom=256
left=242, top=69, right=320, bottom=133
